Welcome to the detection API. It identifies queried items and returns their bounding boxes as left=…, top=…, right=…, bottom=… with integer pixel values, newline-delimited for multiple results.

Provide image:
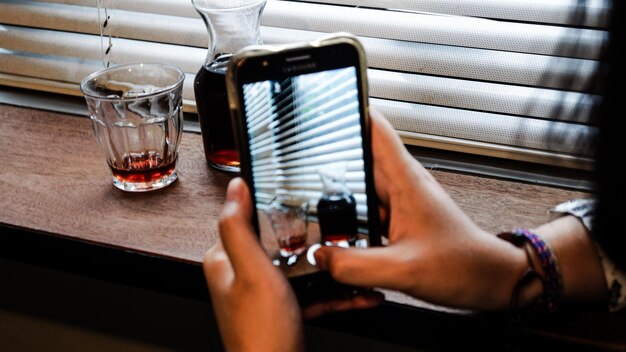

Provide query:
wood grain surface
left=1, top=104, right=231, bottom=264
left=0, top=104, right=589, bottom=263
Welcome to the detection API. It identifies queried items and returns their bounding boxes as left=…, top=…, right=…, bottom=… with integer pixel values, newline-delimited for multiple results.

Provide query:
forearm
left=490, top=215, right=607, bottom=311
left=533, top=215, right=607, bottom=305
left=501, top=215, right=608, bottom=311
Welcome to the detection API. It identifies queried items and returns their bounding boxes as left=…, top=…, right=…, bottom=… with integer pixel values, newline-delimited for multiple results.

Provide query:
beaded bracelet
left=497, top=229, right=564, bottom=313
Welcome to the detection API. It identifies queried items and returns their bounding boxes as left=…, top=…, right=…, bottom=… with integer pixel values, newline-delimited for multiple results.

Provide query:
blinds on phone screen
left=243, top=66, right=370, bottom=262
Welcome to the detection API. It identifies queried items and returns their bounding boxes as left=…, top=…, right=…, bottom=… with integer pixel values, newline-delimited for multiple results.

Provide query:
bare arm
left=524, top=215, right=607, bottom=307
left=315, top=109, right=609, bottom=311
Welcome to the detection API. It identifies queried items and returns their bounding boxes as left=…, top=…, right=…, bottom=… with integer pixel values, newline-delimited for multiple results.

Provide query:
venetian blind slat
left=0, top=25, right=599, bottom=123
left=0, top=0, right=609, bottom=170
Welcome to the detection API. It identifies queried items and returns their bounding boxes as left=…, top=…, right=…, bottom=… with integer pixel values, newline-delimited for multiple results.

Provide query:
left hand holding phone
left=204, top=177, right=384, bottom=350
left=204, top=178, right=304, bottom=352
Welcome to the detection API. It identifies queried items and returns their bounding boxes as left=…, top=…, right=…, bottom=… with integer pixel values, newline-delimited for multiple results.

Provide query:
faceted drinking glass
left=80, top=63, right=185, bottom=192
left=266, top=195, right=309, bottom=258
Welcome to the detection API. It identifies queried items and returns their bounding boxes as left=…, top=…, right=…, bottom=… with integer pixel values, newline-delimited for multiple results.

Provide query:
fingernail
left=306, top=243, right=321, bottom=266
left=226, top=178, right=243, bottom=202
left=314, top=248, right=327, bottom=270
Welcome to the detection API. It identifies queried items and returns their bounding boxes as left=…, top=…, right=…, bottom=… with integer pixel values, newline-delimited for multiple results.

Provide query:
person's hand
left=314, top=108, right=527, bottom=311
left=204, top=178, right=385, bottom=351
left=203, top=178, right=304, bottom=351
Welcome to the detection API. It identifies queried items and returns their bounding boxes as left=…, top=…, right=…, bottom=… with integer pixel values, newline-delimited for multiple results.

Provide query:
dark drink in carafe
left=194, top=64, right=240, bottom=172
left=317, top=192, right=358, bottom=245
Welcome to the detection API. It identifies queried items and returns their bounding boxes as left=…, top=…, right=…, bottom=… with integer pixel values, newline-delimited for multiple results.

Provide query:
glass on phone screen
left=242, top=66, right=371, bottom=278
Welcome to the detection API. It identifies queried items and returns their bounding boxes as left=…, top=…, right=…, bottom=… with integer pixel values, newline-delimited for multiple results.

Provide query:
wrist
left=511, top=242, right=545, bottom=309
left=497, top=228, right=564, bottom=312
left=469, top=230, right=530, bottom=311
left=535, top=216, right=607, bottom=303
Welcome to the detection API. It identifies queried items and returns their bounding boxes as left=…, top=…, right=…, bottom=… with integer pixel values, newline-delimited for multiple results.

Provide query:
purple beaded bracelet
left=498, top=229, right=564, bottom=312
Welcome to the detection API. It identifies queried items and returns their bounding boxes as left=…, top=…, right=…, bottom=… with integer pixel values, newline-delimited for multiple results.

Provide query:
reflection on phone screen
left=242, top=66, right=370, bottom=278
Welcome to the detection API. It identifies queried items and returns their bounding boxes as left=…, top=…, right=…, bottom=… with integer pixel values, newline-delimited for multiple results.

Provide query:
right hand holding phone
left=314, top=108, right=525, bottom=311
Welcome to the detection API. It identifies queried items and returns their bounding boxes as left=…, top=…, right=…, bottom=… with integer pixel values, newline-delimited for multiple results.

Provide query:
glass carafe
left=317, top=165, right=358, bottom=246
left=192, top=0, right=267, bottom=172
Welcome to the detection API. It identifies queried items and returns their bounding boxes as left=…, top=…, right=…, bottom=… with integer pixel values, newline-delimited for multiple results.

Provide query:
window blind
left=0, top=0, right=612, bottom=169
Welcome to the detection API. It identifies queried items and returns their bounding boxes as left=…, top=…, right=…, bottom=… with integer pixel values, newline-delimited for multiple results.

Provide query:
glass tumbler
left=266, top=195, right=309, bottom=258
left=80, top=63, right=185, bottom=192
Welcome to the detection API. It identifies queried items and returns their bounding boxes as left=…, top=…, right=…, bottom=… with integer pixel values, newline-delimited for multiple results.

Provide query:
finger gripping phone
left=226, top=33, right=381, bottom=304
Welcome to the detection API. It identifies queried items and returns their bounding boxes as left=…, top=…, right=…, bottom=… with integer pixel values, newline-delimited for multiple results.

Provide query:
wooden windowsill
left=2, top=103, right=624, bottom=351
left=0, top=103, right=589, bottom=261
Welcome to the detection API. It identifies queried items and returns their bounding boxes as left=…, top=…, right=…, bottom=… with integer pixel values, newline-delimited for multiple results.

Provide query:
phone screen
left=231, top=39, right=379, bottom=280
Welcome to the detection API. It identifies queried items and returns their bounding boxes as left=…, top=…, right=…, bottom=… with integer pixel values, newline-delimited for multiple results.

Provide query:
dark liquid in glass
left=110, top=151, right=176, bottom=183
left=194, top=65, right=240, bottom=172
left=317, top=192, right=358, bottom=245
left=277, top=232, right=307, bottom=257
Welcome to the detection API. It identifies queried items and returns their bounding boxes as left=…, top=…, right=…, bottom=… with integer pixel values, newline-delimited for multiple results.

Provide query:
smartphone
left=226, top=33, right=381, bottom=303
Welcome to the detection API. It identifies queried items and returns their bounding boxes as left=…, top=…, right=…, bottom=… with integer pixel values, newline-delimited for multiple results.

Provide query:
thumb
left=314, top=245, right=407, bottom=290
left=218, top=178, right=270, bottom=275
